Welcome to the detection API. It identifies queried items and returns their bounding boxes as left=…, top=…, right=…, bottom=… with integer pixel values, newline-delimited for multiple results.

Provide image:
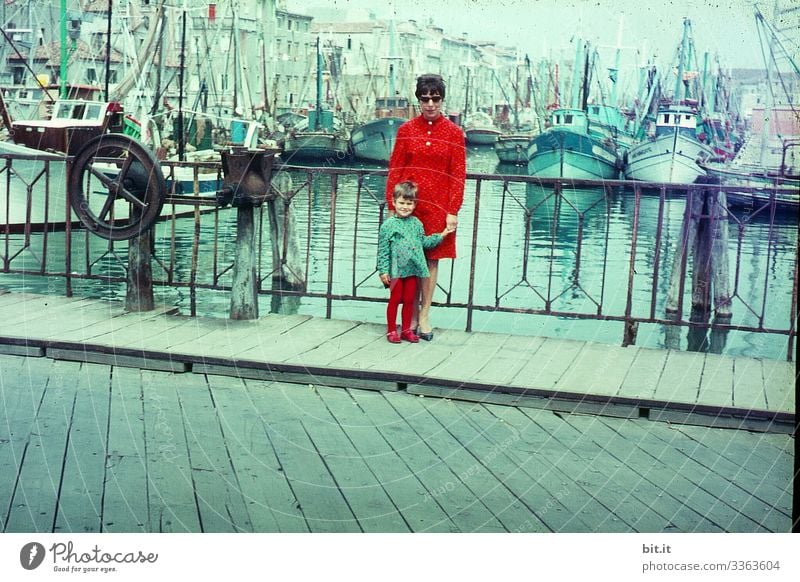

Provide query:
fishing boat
left=464, top=110, right=501, bottom=146
left=282, top=37, right=349, bottom=162
left=624, top=102, right=715, bottom=183
left=624, top=19, right=715, bottom=184
left=526, top=107, right=620, bottom=180
left=526, top=39, right=621, bottom=181
left=350, top=104, right=408, bottom=163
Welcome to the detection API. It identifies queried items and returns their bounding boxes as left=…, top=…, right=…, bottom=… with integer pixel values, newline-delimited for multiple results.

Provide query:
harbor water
left=1, top=147, right=796, bottom=361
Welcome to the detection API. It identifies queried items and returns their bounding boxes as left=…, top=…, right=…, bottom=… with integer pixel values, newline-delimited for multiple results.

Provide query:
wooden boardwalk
left=0, top=354, right=793, bottom=533
left=0, top=291, right=793, bottom=432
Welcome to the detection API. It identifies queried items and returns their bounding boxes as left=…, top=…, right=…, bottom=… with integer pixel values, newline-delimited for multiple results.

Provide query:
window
left=663, top=114, right=670, bottom=124
left=565, top=114, right=573, bottom=124
left=87, top=68, right=97, bottom=83
left=347, top=36, right=352, bottom=50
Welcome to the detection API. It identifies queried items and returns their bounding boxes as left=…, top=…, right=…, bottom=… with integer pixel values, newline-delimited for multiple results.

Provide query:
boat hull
left=495, top=134, right=532, bottom=165
left=350, top=117, right=405, bottom=163
left=282, top=132, right=350, bottom=162
left=526, top=129, right=619, bottom=180
left=625, top=132, right=714, bottom=184
left=465, top=128, right=501, bottom=146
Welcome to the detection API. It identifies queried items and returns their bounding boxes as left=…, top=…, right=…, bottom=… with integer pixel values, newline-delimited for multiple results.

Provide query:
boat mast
left=59, top=0, right=67, bottom=99
left=104, top=0, right=113, bottom=101
left=673, top=18, right=690, bottom=103
left=315, top=36, right=322, bottom=130
left=570, top=38, right=582, bottom=109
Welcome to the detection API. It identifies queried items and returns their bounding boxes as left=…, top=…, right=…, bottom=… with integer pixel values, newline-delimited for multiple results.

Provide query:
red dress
left=385, top=115, right=466, bottom=260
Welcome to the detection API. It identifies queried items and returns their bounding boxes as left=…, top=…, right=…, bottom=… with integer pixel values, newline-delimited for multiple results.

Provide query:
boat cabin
left=548, top=108, right=589, bottom=133
left=1, top=95, right=126, bottom=155
left=374, top=97, right=413, bottom=120
left=654, top=106, right=699, bottom=140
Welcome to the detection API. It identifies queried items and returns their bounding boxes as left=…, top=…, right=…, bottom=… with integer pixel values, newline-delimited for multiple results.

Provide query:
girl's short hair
left=393, top=180, right=418, bottom=202
left=415, top=74, right=446, bottom=100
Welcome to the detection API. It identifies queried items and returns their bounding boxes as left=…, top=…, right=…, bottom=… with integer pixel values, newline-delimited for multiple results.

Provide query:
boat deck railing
left=1, top=154, right=797, bottom=361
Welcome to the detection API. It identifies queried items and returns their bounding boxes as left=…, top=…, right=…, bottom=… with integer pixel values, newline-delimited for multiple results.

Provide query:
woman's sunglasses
left=418, top=95, right=443, bottom=103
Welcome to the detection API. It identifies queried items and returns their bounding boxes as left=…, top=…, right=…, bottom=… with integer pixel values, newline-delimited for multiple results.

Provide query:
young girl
left=377, top=181, right=453, bottom=343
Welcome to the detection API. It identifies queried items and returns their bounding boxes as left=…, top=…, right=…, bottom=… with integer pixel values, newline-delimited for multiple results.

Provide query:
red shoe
left=401, top=329, right=420, bottom=343
left=387, top=331, right=401, bottom=344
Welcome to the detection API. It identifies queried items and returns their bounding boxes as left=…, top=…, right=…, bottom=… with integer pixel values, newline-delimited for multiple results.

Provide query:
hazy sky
left=287, top=0, right=774, bottom=71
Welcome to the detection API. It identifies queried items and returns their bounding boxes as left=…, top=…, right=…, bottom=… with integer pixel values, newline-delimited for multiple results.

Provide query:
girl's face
left=394, top=196, right=416, bottom=218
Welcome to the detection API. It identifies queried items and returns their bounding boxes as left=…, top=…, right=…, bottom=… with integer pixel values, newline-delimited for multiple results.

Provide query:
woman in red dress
left=385, top=74, right=467, bottom=341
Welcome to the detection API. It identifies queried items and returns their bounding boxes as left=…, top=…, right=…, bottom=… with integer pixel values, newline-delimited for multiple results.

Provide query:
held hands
left=442, top=214, right=458, bottom=237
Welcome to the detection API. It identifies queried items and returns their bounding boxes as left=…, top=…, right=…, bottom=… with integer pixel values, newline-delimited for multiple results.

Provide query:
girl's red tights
left=386, top=276, right=418, bottom=333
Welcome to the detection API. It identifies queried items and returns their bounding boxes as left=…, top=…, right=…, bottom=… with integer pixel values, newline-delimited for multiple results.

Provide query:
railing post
left=219, top=147, right=279, bottom=320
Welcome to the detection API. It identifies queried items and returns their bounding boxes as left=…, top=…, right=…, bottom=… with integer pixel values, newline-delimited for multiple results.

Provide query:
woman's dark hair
left=415, top=74, right=446, bottom=100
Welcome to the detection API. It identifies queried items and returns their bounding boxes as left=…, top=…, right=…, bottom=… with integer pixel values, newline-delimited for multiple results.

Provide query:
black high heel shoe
left=414, top=327, right=434, bottom=342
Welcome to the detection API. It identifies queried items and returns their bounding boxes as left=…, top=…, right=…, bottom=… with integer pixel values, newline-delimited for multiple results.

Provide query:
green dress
left=377, top=216, right=443, bottom=278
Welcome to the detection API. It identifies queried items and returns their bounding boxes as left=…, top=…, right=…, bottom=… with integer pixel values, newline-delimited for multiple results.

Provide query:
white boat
left=624, top=104, right=715, bottom=184
left=464, top=110, right=501, bottom=146
left=495, top=132, right=535, bottom=165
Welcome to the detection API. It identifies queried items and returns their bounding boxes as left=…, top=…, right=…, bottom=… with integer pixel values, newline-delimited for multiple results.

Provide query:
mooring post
left=125, top=229, right=154, bottom=312
left=266, top=171, right=306, bottom=290
left=710, top=188, right=732, bottom=320
left=665, top=187, right=703, bottom=315
left=691, top=191, right=713, bottom=317
left=219, top=147, right=280, bottom=320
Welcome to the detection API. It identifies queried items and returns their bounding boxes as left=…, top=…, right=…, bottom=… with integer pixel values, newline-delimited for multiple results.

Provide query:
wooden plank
left=317, top=387, right=458, bottom=533
left=407, top=383, right=639, bottom=419
left=48, top=347, right=189, bottom=373
left=699, top=353, right=734, bottom=407
left=0, top=343, right=45, bottom=357
left=551, top=342, right=639, bottom=397
left=244, top=378, right=362, bottom=532
left=0, top=356, right=50, bottom=528
left=617, top=347, right=668, bottom=399
left=731, top=357, right=767, bottom=410
left=424, top=330, right=509, bottom=381
left=467, top=334, right=546, bottom=386
left=761, top=360, right=796, bottom=412
left=101, top=366, right=149, bottom=532
left=205, top=373, right=308, bottom=532
left=279, top=384, right=411, bottom=532
left=172, top=373, right=253, bottom=533
left=293, top=322, right=390, bottom=368
left=480, top=405, right=630, bottom=532
left=140, top=369, right=202, bottom=532
left=257, top=318, right=365, bottom=364
left=606, top=418, right=779, bottom=532
left=559, top=414, right=726, bottom=532
left=404, top=395, right=552, bottom=532
left=4, top=359, right=78, bottom=532
left=671, top=424, right=792, bottom=495
left=653, top=350, right=705, bottom=404
left=349, top=388, right=506, bottom=532
left=509, top=336, right=585, bottom=390
left=196, top=363, right=399, bottom=392
left=371, top=328, right=475, bottom=376
left=517, top=407, right=671, bottom=532
left=53, top=362, right=111, bottom=533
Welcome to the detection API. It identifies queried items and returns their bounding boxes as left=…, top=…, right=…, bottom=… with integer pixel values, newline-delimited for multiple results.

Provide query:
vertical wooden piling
left=710, top=189, right=732, bottom=319
left=126, top=230, right=154, bottom=312
left=267, top=171, right=305, bottom=289
left=665, top=188, right=703, bottom=315
left=230, top=205, right=259, bottom=320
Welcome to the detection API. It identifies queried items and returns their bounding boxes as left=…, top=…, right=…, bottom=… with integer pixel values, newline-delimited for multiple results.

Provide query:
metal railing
left=1, top=153, right=797, bottom=360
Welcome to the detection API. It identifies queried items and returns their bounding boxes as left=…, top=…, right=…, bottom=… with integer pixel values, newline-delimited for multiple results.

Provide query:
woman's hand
left=379, top=273, right=391, bottom=288
left=446, top=213, right=458, bottom=231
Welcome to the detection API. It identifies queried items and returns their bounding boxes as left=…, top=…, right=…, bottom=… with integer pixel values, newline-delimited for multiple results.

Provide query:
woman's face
left=418, top=93, right=443, bottom=122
